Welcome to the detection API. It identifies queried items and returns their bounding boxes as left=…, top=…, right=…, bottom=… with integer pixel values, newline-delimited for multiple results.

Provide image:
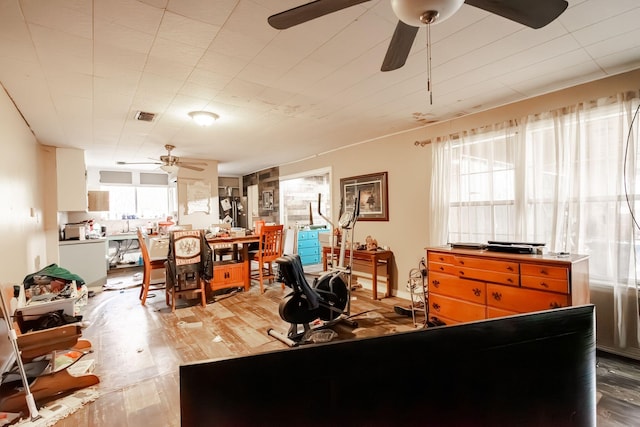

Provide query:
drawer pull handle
left=492, top=291, right=502, bottom=301
left=540, top=282, right=549, bottom=288
left=472, top=288, right=482, bottom=297
left=459, top=271, right=465, bottom=276
left=439, top=257, right=444, bottom=261
left=432, top=280, right=440, bottom=288
left=549, top=302, right=561, bottom=309
left=459, top=260, right=465, bottom=265
left=432, top=303, right=441, bottom=312
left=540, top=269, right=549, bottom=275
left=439, top=266, right=444, bottom=271
left=507, top=266, right=514, bottom=271
left=507, top=278, right=513, bottom=283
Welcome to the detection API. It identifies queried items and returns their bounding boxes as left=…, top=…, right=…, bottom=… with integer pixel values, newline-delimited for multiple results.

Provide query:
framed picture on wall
left=262, top=190, right=274, bottom=210
left=340, top=172, right=388, bottom=221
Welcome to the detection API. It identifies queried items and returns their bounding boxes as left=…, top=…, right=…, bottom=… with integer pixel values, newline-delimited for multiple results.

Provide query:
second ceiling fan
left=117, top=144, right=207, bottom=173
left=268, top=0, right=569, bottom=72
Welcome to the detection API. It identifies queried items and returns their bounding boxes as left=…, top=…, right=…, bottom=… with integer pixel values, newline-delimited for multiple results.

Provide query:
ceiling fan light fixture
left=391, top=0, right=464, bottom=26
left=188, top=110, right=219, bottom=127
left=160, top=164, right=180, bottom=174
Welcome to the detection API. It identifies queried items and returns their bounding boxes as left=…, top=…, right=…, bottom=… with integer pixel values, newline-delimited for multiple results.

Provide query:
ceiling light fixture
left=188, top=110, right=219, bottom=126
left=160, top=164, right=180, bottom=174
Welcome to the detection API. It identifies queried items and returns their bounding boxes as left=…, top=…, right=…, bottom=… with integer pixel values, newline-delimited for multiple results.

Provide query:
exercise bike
left=267, top=192, right=360, bottom=347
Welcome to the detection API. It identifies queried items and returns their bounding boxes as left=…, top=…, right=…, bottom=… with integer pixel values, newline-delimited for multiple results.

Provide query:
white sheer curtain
left=431, top=92, right=640, bottom=352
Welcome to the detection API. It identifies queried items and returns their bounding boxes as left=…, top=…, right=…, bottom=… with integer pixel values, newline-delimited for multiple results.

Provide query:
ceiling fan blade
left=268, top=0, right=371, bottom=29
left=178, top=161, right=207, bottom=167
left=179, top=164, right=205, bottom=172
left=464, top=0, right=568, bottom=29
left=117, top=161, right=162, bottom=165
left=381, top=20, right=419, bottom=72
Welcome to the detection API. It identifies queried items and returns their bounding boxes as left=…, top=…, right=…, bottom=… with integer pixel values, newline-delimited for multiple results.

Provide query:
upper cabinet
left=56, top=148, right=87, bottom=212
left=88, top=190, right=110, bottom=211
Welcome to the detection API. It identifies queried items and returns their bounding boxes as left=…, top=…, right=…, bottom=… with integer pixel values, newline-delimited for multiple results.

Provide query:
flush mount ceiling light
left=188, top=110, right=219, bottom=126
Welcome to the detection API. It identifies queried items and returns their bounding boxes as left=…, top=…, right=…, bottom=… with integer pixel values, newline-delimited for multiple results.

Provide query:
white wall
left=176, top=159, right=220, bottom=230
left=0, top=85, right=51, bottom=369
left=0, top=85, right=50, bottom=282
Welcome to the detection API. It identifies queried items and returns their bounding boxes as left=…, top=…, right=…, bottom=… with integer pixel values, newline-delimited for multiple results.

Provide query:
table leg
left=372, top=256, right=379, bottom=300
left=241, top=244, right=250, bottom=291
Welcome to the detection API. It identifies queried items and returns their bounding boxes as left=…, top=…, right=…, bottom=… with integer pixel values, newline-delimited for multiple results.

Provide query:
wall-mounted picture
left=340, top=172, right=388, bottom=221
left=262, top=190, right=274, bottom=210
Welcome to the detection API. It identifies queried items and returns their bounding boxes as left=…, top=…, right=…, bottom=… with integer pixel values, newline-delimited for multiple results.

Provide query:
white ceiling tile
left=95, top=0, right=164, bottom=35
left=157, top=11, right=220, bottom=48
left=20, top=0, right=93, bottom=38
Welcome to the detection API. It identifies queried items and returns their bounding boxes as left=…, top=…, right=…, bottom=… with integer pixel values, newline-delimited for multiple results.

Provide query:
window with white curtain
left=433, top=93, right=640, bottom=287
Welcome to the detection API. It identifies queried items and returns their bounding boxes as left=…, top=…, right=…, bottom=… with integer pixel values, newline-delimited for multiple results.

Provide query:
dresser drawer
left=429, top=272, right=486, bottom=304
left=428, top=252, right=455, bottom=265
left=298, top=230, right=317, bottom=241
left=298, top=246, right=320, bottom=257
left=457, top=266, right=519, bottom=287
left=520, top=263, right=568, bottom=280
left=486, top=284, right=569, bottom=313
left=521, top=275, right=569, bottom=294
left=486, top=306, right=519, bottom=319
left=453, top=256, right=519, bottom=275
left=429, top=294, right=486, bottom=323
left=428, top=261, right=458, bottom=276
left=297, top=238, right=319, bottom=249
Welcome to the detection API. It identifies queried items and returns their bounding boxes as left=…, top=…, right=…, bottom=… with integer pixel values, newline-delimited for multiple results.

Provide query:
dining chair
left=165, top=229, right=212, bottom=311
left=137, top=229, right=166, bottom=306
left=251, top=224, right=285, bottom=293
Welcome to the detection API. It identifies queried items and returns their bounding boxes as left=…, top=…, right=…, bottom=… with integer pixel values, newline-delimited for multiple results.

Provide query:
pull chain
left=426, top=20, right=433, bottom=105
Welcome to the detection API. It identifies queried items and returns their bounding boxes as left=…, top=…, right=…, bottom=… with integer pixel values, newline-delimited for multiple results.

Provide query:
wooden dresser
left=426, top=247, right=589, bottom=325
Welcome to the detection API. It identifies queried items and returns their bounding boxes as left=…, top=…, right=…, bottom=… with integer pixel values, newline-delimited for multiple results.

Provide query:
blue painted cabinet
left=297, top=228, right=328, bottom=265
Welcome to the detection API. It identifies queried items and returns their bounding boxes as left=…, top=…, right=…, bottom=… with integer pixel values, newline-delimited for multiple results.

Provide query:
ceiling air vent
left=135, top=111, right=156, bottom=122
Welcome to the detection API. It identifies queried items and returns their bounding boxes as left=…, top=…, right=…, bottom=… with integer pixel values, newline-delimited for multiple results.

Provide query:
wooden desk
left=207, top=235, right=260, bottom=292
left=322, top=247, right=393, bottom=300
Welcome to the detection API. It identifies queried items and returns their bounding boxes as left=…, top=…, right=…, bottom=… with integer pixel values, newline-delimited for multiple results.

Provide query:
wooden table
left=207, top=235, right=260, bottom=291
left=322, top=246, right=393, bottom=300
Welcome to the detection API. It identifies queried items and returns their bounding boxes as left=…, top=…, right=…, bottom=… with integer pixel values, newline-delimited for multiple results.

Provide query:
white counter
left=59, top=238, right=107, bottom=246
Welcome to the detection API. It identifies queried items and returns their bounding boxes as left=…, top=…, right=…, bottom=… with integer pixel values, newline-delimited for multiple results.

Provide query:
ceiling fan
left=268, top=0, right=569, bottom=72
left=117, top=144, right=207, bottom=173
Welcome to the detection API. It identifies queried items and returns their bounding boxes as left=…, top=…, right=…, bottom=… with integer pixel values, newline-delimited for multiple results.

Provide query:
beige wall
left=281, top=68, right=640, bottom=299
left=0, top=85, right=50, bottom=284
left=176, top=159, right=220, bottom=230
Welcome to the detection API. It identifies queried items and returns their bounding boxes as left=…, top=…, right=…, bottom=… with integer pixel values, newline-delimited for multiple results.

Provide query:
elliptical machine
left=267, top=192, right=360, bottom=347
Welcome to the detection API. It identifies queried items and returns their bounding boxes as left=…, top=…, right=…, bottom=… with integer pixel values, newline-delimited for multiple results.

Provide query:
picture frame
left=262, top=190, right=274, bottom=211
left=340, top=172, right=388, bottom=221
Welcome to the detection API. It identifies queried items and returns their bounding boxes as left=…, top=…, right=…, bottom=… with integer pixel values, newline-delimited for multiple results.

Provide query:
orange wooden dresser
left=426, top=247, right=589, bottom=325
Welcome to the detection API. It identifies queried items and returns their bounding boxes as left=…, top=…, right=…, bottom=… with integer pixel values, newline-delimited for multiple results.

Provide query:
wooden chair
left=137, top=229, right=166, bottom=306
left=165, top=230, right=212, bottom=312
left=251, top=224, right=285, bottom=293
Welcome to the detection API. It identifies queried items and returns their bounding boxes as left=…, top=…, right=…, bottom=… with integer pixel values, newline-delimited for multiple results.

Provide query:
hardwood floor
left=46, top=267, right=639, bottom=426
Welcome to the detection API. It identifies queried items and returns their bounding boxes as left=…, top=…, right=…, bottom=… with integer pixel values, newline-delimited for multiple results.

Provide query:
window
left=436, top=95, right=640, bottom=287
left=100, top=185, right=172, bottom=220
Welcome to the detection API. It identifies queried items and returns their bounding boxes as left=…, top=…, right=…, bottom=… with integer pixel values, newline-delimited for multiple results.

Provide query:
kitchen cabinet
left=56, top=148, right=87, bottom=211
left=426, top=247, right=589, bottom=325
left=88, top=190, right=109, bottom=211
left=59, top=239, right=108, bottom=290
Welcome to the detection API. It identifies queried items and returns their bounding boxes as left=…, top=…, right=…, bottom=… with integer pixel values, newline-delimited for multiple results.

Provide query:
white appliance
left=59, top=239, right=108, bottom=290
